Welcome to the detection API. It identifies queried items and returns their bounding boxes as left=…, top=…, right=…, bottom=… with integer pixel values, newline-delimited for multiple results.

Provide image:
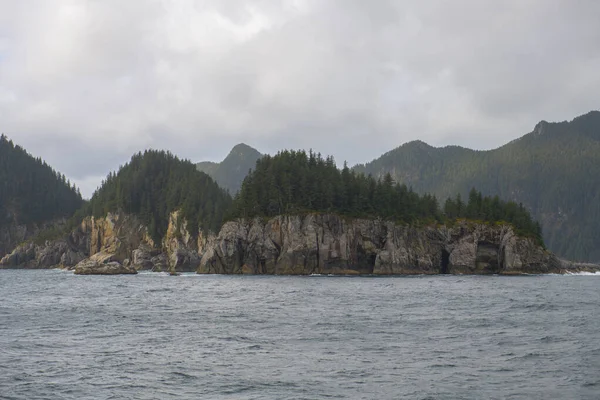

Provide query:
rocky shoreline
left=1, top=212, right=598, bottom=275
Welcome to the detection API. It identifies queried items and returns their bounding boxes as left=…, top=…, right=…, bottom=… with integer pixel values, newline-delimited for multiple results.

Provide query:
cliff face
left=2, top=212, right=596, bottom=275
left=0, top=212, right=200, bottom=273
left=199, top=214, right=580, bottom=275
left=0, top=219, right=66, bottom=260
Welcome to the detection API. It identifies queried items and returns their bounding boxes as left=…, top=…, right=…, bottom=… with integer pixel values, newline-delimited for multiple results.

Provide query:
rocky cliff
left=0, top=211, right=200, bottom=273
left=2, top=212, right=597, bottom=275
left=199, top=214, right=597, bottom=275
left=0, top=219, right=65, bottom=260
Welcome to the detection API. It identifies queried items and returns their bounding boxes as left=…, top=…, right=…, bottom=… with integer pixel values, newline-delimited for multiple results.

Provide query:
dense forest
left=196, top=143, right=262, bottom=194
left=1, top=133, right=551, bottom=254
left=354, top=111, right=600, bottom=261
left=230, top=150, right=543, bottom=243
left=0, top=134, right=83, bottom=226
left=87, top=150, right=232, bottom=243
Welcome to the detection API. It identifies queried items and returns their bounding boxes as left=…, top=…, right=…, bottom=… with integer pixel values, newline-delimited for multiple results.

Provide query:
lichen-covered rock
left=163, top=211, right=201, bottom=272
left=198, top=215, right=589, bottom=275
left=74, top=259, right=137, bottom=275
left=0, top=223, right=89, bottom=270
left=4, top=211, right=597, bottom=276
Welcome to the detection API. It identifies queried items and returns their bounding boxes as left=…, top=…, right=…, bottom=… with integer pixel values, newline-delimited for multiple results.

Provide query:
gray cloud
left=0, top=0, right=598, bottom=197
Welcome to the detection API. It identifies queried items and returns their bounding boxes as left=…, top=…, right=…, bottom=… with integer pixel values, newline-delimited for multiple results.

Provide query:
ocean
left=1, top=270, right=599, bottom=399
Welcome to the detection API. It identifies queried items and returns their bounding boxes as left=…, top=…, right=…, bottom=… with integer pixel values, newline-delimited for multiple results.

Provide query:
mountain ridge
left=355, top=110, right=600, bottom=262
left=196, top=111, right=600, bottom=262
left=196, top=143, right=262, bottom=194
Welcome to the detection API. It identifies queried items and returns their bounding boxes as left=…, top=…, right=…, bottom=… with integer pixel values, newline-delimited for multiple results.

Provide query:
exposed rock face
left=0, top=211, right=203, bottom=273
left=0, top=222, right=88, bottom=269
left=3, top=212, right=597, bottom=275
left=199, top=215, right=573, bottom=275
left=0, top=219, right=67, bottom=260
left=163, top=211, right=201, bottom=272
left=74, top=259, right=137, bottom=275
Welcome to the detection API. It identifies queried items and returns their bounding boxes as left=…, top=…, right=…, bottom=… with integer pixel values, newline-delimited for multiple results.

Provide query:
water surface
left=1, top=270, right=599, bottom=399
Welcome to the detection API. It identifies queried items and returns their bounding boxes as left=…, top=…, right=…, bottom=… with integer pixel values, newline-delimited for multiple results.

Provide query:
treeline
left=444, top=189, right=543, bottom=245
left=0, top=134, right=83, bottom=225
left=2, top=133, right=545, bottom=248
left=87, top=150, right=231, bottom=243
left=230, top=150, right=439, bottom=223
left=229, top=150, right=543, bottom=243
left=354, top=111, right=600, bottom=261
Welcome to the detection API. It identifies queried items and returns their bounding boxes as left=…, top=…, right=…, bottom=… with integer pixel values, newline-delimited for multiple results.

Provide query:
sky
left=1, top=0, right=599, bottom=198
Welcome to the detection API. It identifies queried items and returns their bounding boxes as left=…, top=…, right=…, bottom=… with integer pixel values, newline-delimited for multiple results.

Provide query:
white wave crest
left=564, top=271, right=600, bottom=276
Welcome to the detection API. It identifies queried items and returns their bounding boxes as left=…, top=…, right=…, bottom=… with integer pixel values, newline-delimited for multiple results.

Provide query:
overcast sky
left=1, top=0, right=599, bottom=197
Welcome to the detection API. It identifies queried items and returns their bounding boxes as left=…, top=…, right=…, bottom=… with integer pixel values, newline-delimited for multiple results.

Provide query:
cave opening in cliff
left=367, top=254, right=376, bottom=274
left=441, top=249, right=450, bottom=274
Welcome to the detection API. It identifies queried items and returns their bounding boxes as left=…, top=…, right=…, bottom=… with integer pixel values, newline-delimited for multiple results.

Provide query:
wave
left=564, top=271, right=600, bottom=276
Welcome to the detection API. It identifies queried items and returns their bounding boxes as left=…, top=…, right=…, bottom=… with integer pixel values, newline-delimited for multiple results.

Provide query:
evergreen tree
left=87, top=150, right=232, bottom=243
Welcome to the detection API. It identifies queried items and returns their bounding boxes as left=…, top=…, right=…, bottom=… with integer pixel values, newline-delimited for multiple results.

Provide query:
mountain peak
left=230, top=143, right=259, bottom=154
left=197, top=144, right=263, bottom=194
left=403, top=140, right=433, bottom=150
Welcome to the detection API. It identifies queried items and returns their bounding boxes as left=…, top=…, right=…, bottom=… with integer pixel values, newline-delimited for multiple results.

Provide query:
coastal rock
left=199, top=215, right=574, bottom=275
left=163, top=211, right=201, bottom=272
left=132, top=247, right=155, bottom=270
left=4, top=211, right=597, bottom=275
left=74, top=259, right=137, bottom=275
left=151, top=254, right=168, bottom=272
left=0, top=223, right=89, bottom=269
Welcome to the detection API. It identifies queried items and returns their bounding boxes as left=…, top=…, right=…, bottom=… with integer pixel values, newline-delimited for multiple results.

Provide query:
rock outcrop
left=198, top=214, right=578, bottom=275
left=0, top=219, right=67, bottom=260
left=3, top=212, right=598, bottom=275
left=0, top=222, right=88, bottom=269
left=0, top=211, right=203, bottom=273
left=74, top=258, right=137, bottom=275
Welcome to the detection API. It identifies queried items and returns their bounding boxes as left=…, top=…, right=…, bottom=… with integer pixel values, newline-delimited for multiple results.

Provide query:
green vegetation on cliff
left=196, top=143, right=262, bottom=194
left=0, top=134, right=83, bottom=226
left=88, top=150, right=232, bottom=243
left=354, top=111, right=600, bottom=261
left=230, top=149, right=543, bottom=243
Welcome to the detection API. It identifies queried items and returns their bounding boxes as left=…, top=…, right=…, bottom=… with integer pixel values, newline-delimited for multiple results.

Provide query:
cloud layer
left=1, top=0, right=599, bottom=197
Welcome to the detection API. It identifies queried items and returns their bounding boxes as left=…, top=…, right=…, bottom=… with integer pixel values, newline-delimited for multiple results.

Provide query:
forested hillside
left=0, top=134, right=83, bottom=226
left=230, top=150, right=543, bottom=243
left=88, top=150, right=232, bottom=243
left=196, top=143, right=262, bottom=194
left=354, top=111, right=600, bottom=261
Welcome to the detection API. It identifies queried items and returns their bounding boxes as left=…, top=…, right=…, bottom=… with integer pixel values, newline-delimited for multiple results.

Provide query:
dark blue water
left=1, top=271, right=599, bottom=400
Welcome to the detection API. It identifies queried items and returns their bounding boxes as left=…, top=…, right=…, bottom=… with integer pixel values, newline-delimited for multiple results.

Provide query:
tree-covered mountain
left=88, top=150, right=232, bottom=243
left=196, top=143, right=262, bottom=194
left=354, top=110, right=600, bottom=262
left=230, top=150, right=543, bottom=243
left=0, top=134, right=83, bottom=227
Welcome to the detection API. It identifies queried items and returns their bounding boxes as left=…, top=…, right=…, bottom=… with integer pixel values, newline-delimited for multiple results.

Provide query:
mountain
left=88, top=149, right=232, bottom=243
left=354, top=110, right=600, bottom=262
left=196, top=143, right=262, bottom=194
left=0, top=134, right=84, bottom=256
left=230, top=149, right=542, bottom=245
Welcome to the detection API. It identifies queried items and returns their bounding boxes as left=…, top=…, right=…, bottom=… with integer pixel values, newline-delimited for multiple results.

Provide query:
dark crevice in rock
left=441, top=249, right=450, bottom=274
left=476, top=241, right=500, bottom=273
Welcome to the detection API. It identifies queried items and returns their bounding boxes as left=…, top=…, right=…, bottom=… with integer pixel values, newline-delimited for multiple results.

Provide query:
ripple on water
left=0, top=271, right=599, bottom=400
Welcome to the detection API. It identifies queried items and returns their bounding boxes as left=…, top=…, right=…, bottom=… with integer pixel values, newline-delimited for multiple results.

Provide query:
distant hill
left=196, top=143, right=262, bottom=195
left=89, top=150, right=232, bottom=242
left=354, top=111, right=600, bottom=262
left=0, top=134, right=84, bottom=255
left=0, top=134, right=84, bottom=225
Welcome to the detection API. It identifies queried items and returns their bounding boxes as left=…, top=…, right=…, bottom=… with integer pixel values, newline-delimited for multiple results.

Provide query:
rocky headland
left=1, top=212, right=597, bottom=275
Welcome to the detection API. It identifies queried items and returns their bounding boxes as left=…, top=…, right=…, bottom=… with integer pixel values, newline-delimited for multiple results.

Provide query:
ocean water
left=1, top=271, right=599, bottom=400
